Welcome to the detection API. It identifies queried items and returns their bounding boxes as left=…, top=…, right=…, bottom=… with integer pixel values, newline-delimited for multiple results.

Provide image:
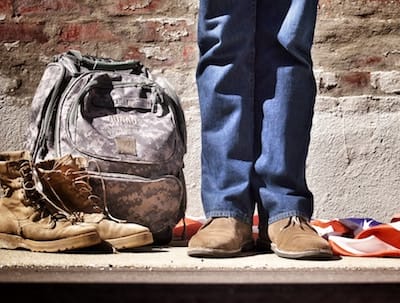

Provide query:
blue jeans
left=196, top=0, right=318, bottom=226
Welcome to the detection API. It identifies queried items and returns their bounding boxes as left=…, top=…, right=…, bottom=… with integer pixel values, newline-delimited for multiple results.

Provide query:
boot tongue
left=81, top=213, right=105, bottom=223
left=54, top=154, right=87, bottom=172
left=38, top=154, right=103, bottom=215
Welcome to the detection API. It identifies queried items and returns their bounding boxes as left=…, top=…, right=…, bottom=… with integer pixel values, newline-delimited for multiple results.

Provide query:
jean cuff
left=205, top=210, right=253, bottom=225
left=268, top=211, right=311, bottom=225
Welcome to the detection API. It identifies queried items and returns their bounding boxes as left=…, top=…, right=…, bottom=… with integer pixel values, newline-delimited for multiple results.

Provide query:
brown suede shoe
left=187, top=217, right=254, bottom=257
left=268, top=216, right=333, bottom=259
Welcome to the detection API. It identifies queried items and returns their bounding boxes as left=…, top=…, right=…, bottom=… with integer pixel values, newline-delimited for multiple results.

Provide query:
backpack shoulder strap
left=150, top=73, right=187, bottom=153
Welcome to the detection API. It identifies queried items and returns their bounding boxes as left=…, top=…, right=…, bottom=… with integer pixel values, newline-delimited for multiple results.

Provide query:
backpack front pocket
left=89, top=171, right=184, bottom=244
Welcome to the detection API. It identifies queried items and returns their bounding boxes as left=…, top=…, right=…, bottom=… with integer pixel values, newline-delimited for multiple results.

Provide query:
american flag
left=312, top=216, right=400, bottom=257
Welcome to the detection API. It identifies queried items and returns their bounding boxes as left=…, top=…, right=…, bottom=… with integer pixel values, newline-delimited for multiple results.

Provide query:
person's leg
left=188, top=0, right=257, bottom=257
left=254, top=0, right=316, bottom=222
left=254, top=0, right=332, bottom=258
left=196, top=0, right=257, bottom=225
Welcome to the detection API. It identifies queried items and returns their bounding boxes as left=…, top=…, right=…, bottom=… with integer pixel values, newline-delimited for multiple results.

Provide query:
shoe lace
left=65, top=168, right=102, bottom=210
left=87, top=159, right=127, bottom=223
left=18, top=160, right=73, bottom=222
left=51, top=157, right=126, bottom=223
left=283, top=216, right=312, bottom=231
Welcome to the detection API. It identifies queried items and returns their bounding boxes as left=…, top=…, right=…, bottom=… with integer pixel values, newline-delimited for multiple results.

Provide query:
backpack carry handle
left=63, top=50, right=145, bottom=75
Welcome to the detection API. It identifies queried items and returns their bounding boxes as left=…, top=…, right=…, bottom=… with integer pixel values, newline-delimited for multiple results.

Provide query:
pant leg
left=253, top=0, right=319, bottom=224
left=196, top=0, right=257, bottom=225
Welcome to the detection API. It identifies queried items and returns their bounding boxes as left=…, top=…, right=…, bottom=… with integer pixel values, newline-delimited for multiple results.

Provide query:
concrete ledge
left=1, top=247, right=400, bottom=284
left=2, top=266, right=400, bottom=285
left=2, top=247, right=400, bottom=303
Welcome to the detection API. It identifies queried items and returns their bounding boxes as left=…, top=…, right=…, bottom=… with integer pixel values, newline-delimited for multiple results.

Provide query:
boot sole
left=271, top=243, right=334, bottom=260
left=187, top=240, right=255, bottom=258
left=0, top=231, right=101, bottom=253
left=105, top=231, right=154, bottom=250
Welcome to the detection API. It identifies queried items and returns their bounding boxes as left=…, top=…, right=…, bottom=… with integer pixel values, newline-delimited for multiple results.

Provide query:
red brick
left=59, top=22, right=118, bottom=42
left=353, top=56, right=385, bottom=68
left=0, top=23, right=48, bottom=42
left=319, top=0, right=400, bottom=8
left=162, top=21, right=195, bottom=42
left=136, top=21, right=158, bottom=42
left=14, top=0, right=89, bottom=15
left=182, top=44, right=197, bottom=64
left=0, top=0, right=13, bottom=15
left=107, top=0, right=163, bottom=15
left=135, top=20, right=195, bottom=43
left=123, top=46, right=147, bottom=61
left=340, top=72, right=371, bottom=88
left=318, top=0, right=400, bottom=17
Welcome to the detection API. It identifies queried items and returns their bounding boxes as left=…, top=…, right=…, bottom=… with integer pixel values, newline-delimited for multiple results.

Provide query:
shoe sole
left=271, top=243, right=334, bottom=260
left=187, top=240, right=255, bottom=258
left=0, top=231, right=101, bottom=252
left=105, top=231, right=154, bottom=250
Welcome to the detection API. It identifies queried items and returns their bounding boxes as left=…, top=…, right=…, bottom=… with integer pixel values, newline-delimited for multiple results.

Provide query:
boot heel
left=0, top=233, right=26, bottom=250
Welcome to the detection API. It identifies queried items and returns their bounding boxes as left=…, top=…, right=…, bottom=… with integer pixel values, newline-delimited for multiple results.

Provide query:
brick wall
left=0, top=0, right=399, bottom=221
left=0, top=0, right=197, bottom=99
left=315, top=0, right=400, bottom=96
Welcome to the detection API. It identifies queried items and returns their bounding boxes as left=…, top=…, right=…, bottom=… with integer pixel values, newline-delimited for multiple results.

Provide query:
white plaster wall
left=183, top=95, right=400, bottom=222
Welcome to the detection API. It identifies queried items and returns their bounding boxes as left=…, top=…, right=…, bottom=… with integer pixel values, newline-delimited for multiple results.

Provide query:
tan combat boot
left=35, top=154, right=153, bottom=250
left=0, top=150, right=101, bottom=252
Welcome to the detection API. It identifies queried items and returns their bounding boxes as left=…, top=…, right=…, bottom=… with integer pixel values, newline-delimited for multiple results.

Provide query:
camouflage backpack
left=26, top=50, right=187, bottom=244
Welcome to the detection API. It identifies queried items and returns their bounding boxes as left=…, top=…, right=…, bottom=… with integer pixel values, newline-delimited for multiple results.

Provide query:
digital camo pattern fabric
left=89, top=173, right=183, bottom=234
left=25, top=63, right=67, bottom=160
left=57, top=72, right=185, bottom=178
